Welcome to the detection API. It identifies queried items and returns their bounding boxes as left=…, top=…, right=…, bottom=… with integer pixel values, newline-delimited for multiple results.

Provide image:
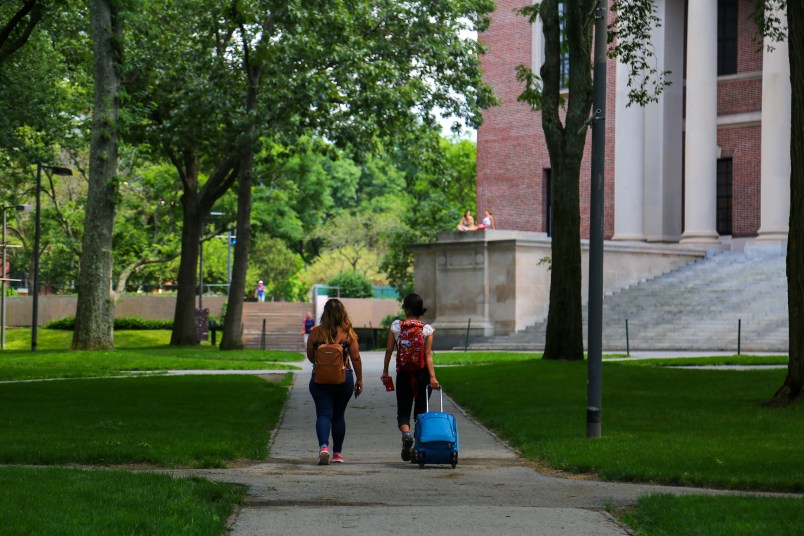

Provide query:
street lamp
left=198, top=211, right=225, bottom=311
left=1, top=204, right=32, bottom=350
left=31, top=163, right=73, bottom=352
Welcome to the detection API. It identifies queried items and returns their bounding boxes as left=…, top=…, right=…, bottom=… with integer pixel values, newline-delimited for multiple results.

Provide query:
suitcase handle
left=426, top=385, right=443, bottom=412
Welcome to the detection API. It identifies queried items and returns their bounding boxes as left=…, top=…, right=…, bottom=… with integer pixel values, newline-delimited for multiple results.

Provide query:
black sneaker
left=401, top=434, right=414, bottom=461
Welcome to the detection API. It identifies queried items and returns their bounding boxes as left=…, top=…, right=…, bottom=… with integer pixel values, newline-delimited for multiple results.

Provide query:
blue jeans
left=308, top=370, right=354, bottom=453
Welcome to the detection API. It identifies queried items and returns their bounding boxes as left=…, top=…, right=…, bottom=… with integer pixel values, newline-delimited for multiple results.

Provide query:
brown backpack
left=314, top=334, right=348, bottom=384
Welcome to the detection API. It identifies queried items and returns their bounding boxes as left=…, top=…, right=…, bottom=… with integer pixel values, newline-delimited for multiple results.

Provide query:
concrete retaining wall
left=412, top=230, right=707, bottom=348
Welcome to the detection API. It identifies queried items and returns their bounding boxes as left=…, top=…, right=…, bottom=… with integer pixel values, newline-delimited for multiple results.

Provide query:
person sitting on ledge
left=477, top=209, right=495, bottom=230
left=456, top=210, right=477, bottom=232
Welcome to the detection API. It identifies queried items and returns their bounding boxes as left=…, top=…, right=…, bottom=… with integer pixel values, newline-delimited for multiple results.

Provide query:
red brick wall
left=718, top=126, right=761, bottom=238
left=477, top=0, right=546, bottom=232
left=478, top=0, right=764, bottom=239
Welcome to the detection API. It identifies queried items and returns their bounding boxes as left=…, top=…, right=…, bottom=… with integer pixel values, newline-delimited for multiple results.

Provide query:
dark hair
left=402, top=293, right=427, bottom=317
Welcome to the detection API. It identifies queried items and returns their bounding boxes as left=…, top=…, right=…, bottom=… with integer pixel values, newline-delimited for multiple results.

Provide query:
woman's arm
left=349, top=337, right=363, bottom=397
left=424, top=333, right=439, bottom=389
left=381, top=329, right=395, bottom=379
left=306, top=326, right=319, bottom=363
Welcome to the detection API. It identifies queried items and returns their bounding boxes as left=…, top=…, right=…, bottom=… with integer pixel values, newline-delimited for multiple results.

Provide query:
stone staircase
left=468, top=250, right=789, bottom=352
left=241, top=302, right=313, bottom=352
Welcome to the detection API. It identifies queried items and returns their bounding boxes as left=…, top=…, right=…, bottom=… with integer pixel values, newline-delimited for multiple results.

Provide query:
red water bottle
left=382, top=376, right=395, bottom=392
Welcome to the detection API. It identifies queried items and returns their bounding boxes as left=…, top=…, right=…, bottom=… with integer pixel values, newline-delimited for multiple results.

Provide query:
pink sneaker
left=318, top=446, right=330, bottom=465
left=332, top=453, right=344, bottom=463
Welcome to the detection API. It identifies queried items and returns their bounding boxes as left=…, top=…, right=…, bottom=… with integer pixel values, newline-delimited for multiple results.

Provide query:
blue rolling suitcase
left=414, top=387, right=459, bottom=468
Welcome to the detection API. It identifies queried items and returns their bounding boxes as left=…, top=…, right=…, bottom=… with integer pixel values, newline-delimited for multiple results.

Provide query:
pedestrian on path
left=306, top=299, right=364, bottom=465
left=254, top=280, right=266, bottom=302
left=381, top=293, right=439, bottom=462
left=302, top=312, right=315, bottom=347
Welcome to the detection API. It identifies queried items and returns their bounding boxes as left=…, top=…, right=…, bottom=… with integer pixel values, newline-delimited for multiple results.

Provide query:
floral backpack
left=396, top=319, right=426, bottom=372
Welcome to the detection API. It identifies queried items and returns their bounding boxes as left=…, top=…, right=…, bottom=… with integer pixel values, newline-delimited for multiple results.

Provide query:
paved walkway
left=170, top=351, right=750, bottom=536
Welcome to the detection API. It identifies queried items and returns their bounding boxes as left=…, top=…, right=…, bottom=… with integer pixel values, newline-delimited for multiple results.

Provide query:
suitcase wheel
left=417, top=450, right=425, bottom=468
left=451, top=451, right=458, bottom=469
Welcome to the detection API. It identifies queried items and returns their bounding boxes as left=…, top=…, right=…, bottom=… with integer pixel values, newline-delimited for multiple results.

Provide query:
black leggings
left=395, top=368, right=431, bottom=428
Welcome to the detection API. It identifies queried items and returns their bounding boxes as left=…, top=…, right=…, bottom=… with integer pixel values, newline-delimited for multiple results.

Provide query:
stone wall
left=413, top=230, right=706, bottom=348
left=4, top=294, right=401, bottom=329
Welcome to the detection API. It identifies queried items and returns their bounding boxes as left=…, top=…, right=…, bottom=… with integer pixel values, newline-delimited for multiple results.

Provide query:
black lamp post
left=1, top=204, right=31, bottom=350
left=32, top=163, right=73, bottom=352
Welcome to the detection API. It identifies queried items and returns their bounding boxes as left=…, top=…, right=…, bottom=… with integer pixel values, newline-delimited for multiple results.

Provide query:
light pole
left=32, top=163, right=73, bottom=352
left=198, top=211, right=224, bottom=311
left=1, top=204, right=31, bottom=350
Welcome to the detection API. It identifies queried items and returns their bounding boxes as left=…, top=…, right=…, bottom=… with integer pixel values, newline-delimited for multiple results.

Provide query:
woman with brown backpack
left=306, top=299, right=364, bottom=465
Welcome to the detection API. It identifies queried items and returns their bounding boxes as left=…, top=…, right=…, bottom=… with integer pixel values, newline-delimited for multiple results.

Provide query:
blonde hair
left=319, top=299, right=357, bottom=344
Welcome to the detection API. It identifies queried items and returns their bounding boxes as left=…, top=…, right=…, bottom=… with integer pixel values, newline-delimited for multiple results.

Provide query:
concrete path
left=168, top=351, right=749, bottom=536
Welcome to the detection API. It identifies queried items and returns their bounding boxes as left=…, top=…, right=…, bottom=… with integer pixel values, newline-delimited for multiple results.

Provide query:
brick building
left=476, top=0, right=790, bottom=247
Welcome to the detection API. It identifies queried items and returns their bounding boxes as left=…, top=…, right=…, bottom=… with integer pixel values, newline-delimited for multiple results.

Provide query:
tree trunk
left=221, top=63, right=260, bottom=350
left=170, top=156, right=204, bottom=346
left=219, top=159, right=252, bottom=350
left=72, top=0, right=121, bottom=350
left=540, top=0, right=594, bottom=361
left=769, top=2, right=803, bottom=406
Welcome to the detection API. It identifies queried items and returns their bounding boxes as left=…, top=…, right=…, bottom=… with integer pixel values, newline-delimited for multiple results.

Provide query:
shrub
left=43, top=316, right=174, bottom=330
left=327, top=271, right=374, bottom=298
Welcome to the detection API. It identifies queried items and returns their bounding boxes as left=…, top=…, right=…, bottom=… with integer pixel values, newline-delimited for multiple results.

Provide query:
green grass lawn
left=0, top=374, right=291, bottom=467
left=618, top=494, right=804, bottom=536
left=0, top=328, right=303, bottom=381
left=434, top=351, right=541, bottom=365
left=439, top=359, right=803, bottom=492
left=0, top=467, right=243, bottom=536
left=439, top=359, right=804, bottom=535
left=620, top=354, right=789, bottom=367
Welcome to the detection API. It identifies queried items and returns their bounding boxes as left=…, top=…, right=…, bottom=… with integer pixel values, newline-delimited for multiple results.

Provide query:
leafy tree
left=381, top=135, right=478, bottom=295
left=327, top=270, right=374, bottom=299
left=123, top=0, right=496, bottom=348
left=113, top=161, right=184, bottom=294
left=516, top=1, right=666, bottom=361
left=757, top=0, right=803, bottom=407
left=0, top=0, right=45, bottom=63
left=247, top=236, right=305, bottom=302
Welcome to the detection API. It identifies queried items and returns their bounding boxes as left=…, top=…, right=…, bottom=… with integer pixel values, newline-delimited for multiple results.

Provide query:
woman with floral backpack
left=381, top=293, right=439, bottom=462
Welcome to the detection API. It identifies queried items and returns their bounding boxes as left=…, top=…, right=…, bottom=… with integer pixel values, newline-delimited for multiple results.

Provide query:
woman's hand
left=429, top=378, right=441, bottom=390
left=354, top=380, right=364, bottom=398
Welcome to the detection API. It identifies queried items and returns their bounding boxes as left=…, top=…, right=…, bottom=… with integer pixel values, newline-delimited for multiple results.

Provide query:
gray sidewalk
left=177, top=352, right=726, bottom=535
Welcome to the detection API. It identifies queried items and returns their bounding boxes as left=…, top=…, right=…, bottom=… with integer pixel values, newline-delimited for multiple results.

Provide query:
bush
left=43, top=316, right=174, bottom=330
left=327, top=271, right=374, bottom=298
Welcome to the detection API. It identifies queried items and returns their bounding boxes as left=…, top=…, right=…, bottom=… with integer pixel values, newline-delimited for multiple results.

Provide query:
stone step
left=467, top=251, right=788, bottom=352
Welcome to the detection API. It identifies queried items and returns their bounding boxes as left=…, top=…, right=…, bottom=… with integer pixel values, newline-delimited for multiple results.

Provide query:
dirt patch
left=256, top=373, right=286, bottom=382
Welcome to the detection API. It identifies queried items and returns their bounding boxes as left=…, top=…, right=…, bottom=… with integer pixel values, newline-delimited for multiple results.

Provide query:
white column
left=757, top=16, right=790, bottom=242
left=613, top=60, right=646, bottom=241
left=644, top=0, right=684, bottom=242
left=531, top=1, right=544, bottom=74
left=680, top=0, right=719, bottom=244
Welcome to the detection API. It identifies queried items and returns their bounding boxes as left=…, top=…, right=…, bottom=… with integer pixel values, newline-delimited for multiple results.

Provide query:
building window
left=559, top=2, right=569, bottom=89
left=544, top=169, right=552, bottom=237
left=717, top=0, right=738, bottom=75
left=716, top=158, right=733, bottom=235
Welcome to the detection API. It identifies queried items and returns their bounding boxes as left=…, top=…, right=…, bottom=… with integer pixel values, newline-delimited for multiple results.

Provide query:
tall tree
left=71, top=0, right=122, bottom=350
left=761, top=0, right=803, bottom=406
left=0, top=0, right=43, bottom=63
left=125, top=0, right=496, bottom=347
left=516, top=1, right=666, bottom=360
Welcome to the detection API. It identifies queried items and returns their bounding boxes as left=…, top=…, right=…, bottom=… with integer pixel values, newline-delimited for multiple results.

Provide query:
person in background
left=456, top=210, right=477, bottom=232
left=306, top=299, right=364, bottom=465
left=255, top=280, right=266, bottom=302
left=480, top=209, right=496, bottom=230
left=302, top=312, right=315, bottom=347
